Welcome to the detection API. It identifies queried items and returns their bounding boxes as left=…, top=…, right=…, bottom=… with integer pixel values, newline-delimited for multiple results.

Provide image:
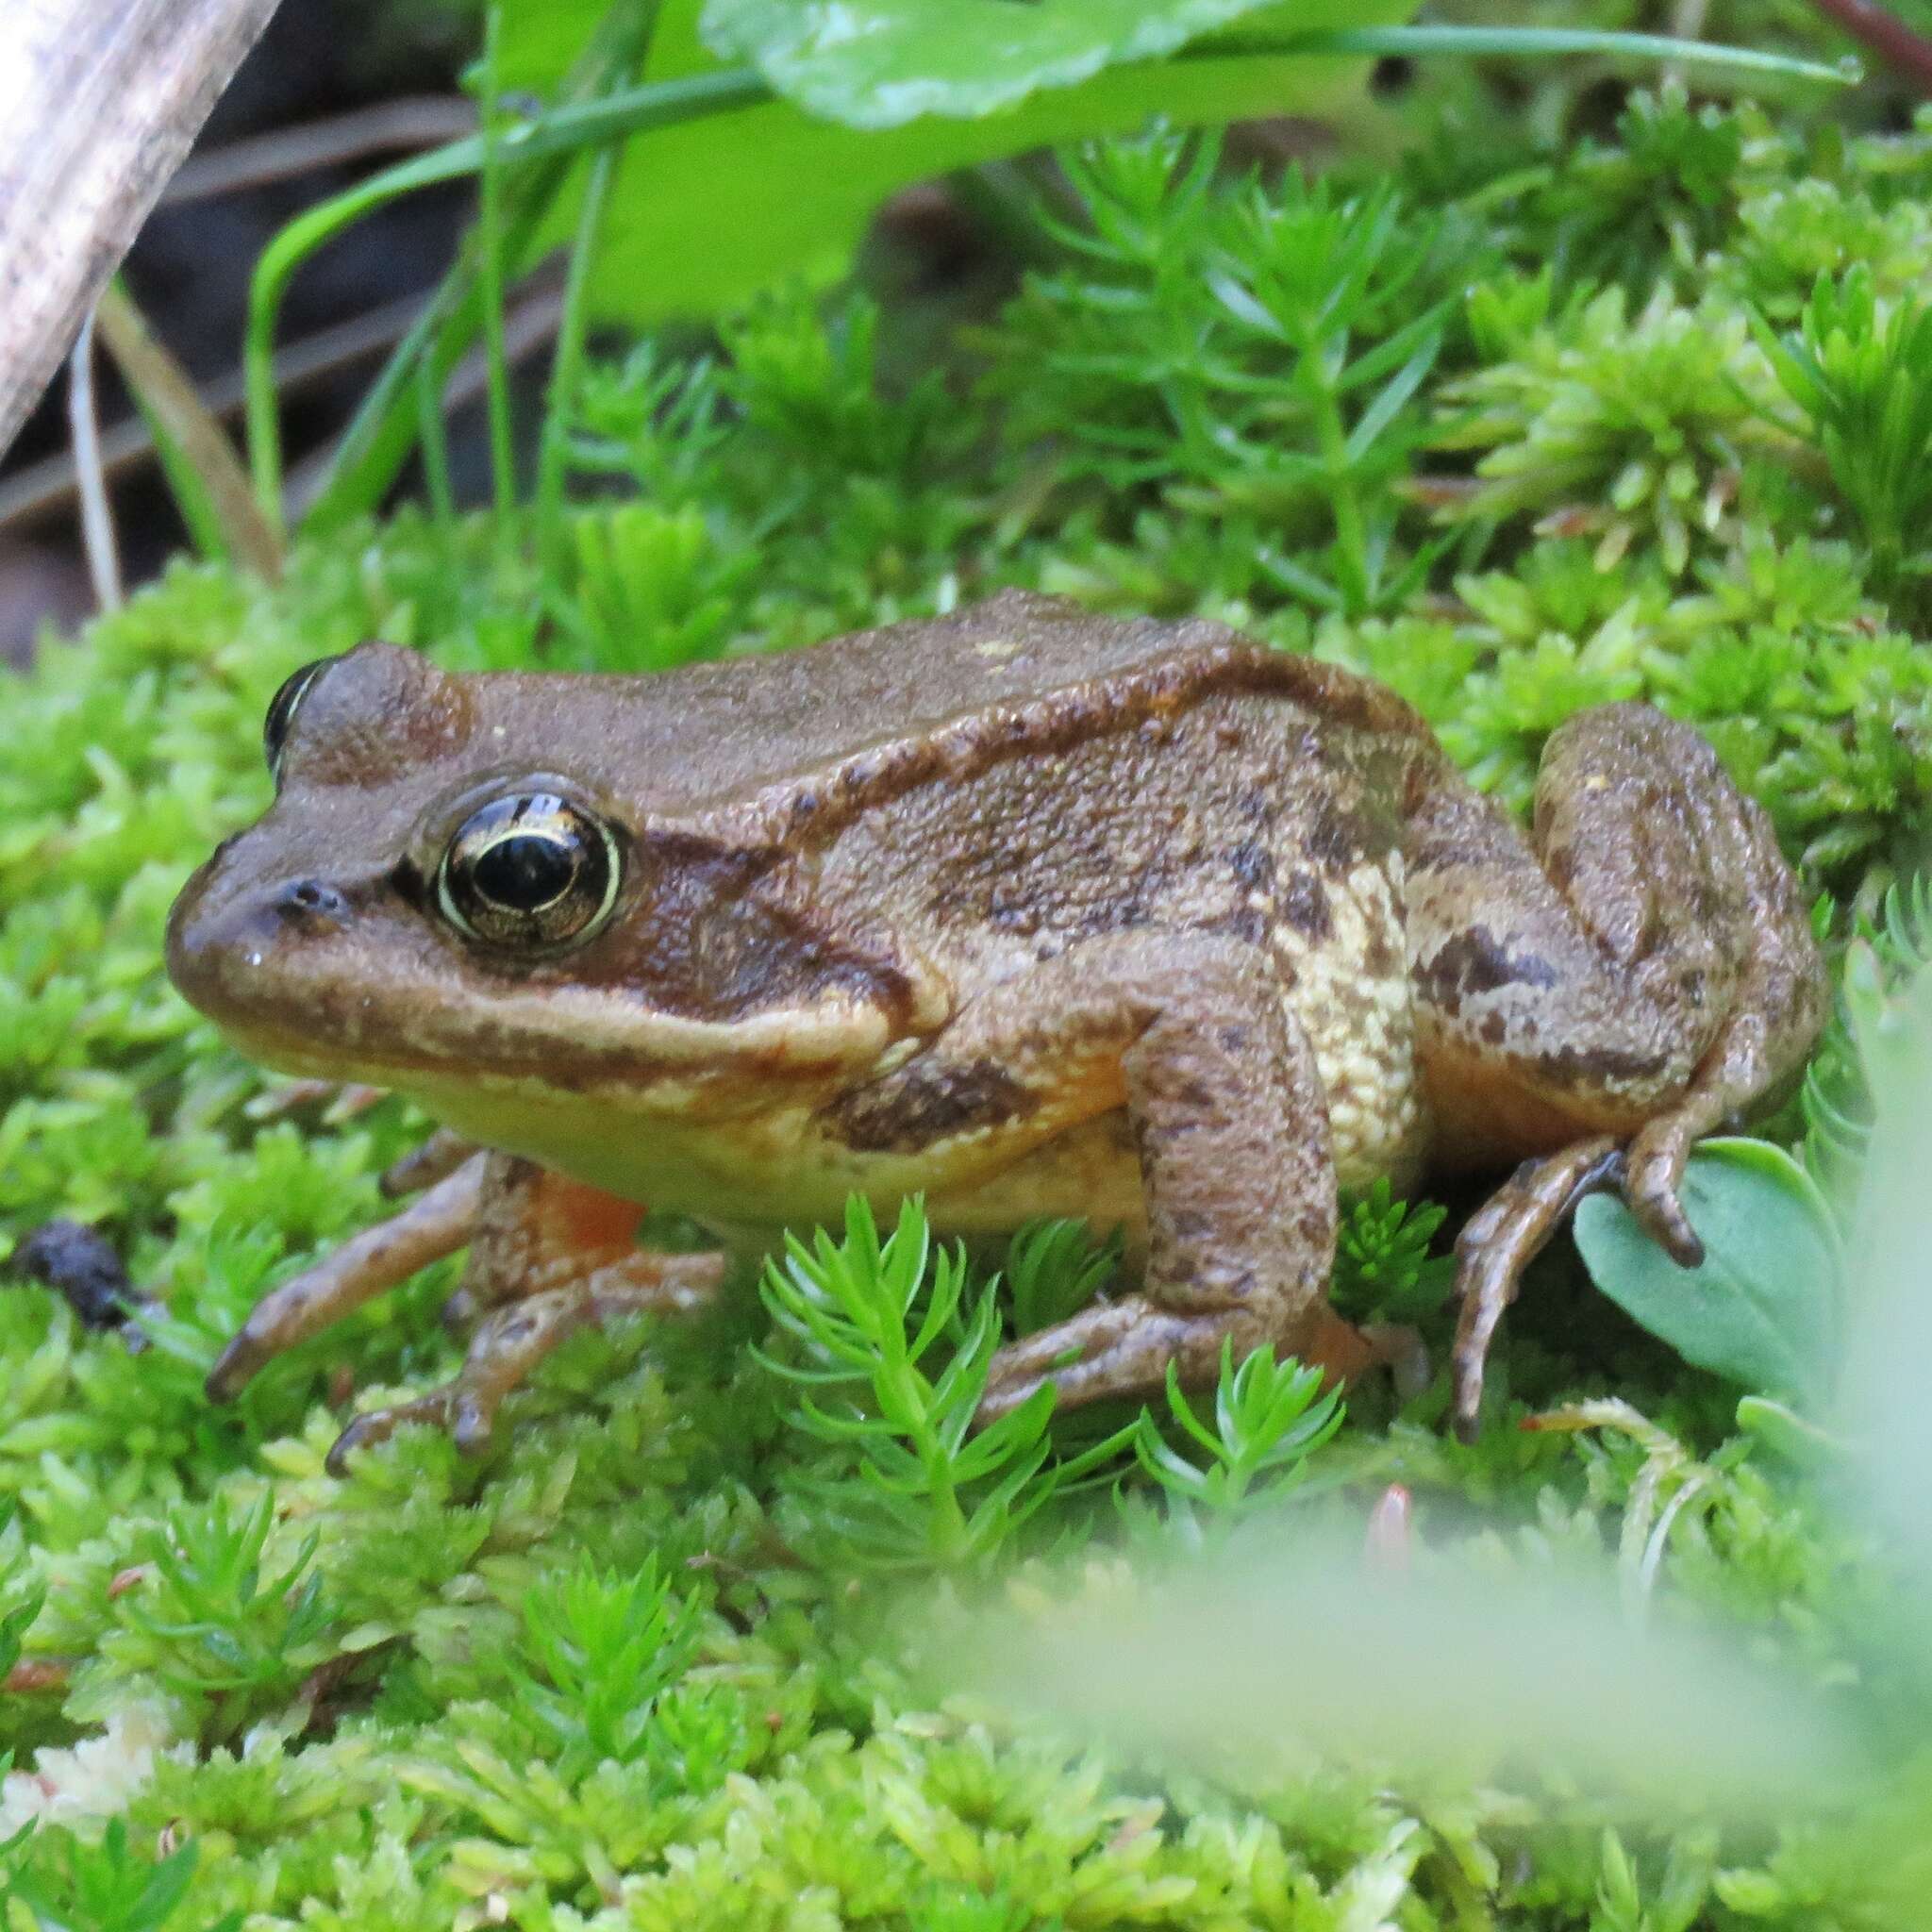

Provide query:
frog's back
left=532, top=591, right=1430, bottom=818
left=745, top=589, right=1425, bottom=740
left=803, top=600, right=1439, bottom=1191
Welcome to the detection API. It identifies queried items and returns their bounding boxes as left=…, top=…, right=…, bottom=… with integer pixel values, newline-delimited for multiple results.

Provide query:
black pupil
left=472, top=830, right=576, bottom=909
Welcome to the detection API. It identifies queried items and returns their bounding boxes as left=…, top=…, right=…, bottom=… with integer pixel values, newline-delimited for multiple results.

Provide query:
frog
left=164, top=591, right=1826, bottom=1473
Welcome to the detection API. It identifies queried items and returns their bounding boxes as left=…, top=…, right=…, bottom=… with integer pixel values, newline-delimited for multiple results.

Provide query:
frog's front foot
left=207, top=1155, right=490, bottom=1402
left=975, top=1295, right=1418, bottom=1424
left=976, top=1296, right=1262, bottom=1424
left=1450, top=1126, right=1705, bottom=1441
left=323, top=1261, right=721, bottom=1474
left=207, top=1144, right=726, bottom=1469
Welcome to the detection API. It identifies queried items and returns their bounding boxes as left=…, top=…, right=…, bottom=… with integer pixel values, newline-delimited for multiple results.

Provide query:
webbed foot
left=1451, top=1124, right=1711, bottom=1441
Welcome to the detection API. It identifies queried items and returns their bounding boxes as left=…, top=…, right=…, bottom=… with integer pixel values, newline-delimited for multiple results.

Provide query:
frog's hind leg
left=1449, top=1137, right=1622, bottom=1435
left=1407, top=702, right=1828, bottom=1435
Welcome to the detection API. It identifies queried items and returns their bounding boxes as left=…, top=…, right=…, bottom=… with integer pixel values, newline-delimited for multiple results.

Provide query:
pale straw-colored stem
left=0, top=0, right=283, bottom=458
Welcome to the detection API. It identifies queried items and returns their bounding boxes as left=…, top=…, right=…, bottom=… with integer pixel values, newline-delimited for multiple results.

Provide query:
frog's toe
left=325, top=1387, right=458, bottom=1476
left=979, top=1297, right=1247, bottom=1424
left=207, top=1330, right=273, bottom=1405
left=1451, top=1136, right=1623, bottom=1441
left=1452, top=1120, right=1719, bottom=1436
left=978, top=1294, right=1409, bottom=1426
left=207, top=1157, right=487, bottom=1405
left=326, top=1290, right=586, bottom=1474
left=379, top=1127, right=482, bottom=1200
left=440, top=1284, right=483, bottom=1334
left=1624, top=1119, right=1706, bottom=1269
left=325, top=1269, right=719, bottom=1474
left=324, top=1350, right=520, bottom=1475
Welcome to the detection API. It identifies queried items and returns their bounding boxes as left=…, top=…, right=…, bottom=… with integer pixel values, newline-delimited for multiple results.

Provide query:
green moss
left=3, top=72, right=1930, bottom=1932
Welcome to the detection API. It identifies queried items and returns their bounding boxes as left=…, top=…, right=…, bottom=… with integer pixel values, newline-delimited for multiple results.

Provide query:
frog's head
left=166, top=644, right=943, bottom=1123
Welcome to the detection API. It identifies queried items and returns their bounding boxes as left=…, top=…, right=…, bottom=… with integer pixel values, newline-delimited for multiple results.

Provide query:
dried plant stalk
left=0, top=0, right=283, bottom=459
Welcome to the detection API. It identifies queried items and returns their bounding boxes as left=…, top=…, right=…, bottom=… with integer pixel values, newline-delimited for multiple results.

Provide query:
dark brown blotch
left=1222, top=905, right=1268, bottom=947
left=1541, top=1041, right=1673, bottom=1086
left=1229, top=839, right=1275, bottom=895
left=1277, top=868, right=1332, bottom=942
left=1415, top=924, right=1559, bottom=1008
left=827, top=1055, right=1040, bottom=1154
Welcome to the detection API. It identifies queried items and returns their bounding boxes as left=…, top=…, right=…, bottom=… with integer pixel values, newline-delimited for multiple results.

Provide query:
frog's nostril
left=276, top=878, right=349, bottom=925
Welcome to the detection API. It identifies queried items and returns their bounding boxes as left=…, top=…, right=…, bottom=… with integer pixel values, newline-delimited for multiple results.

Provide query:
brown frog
left=165, top=591, right=1827, bottom=1471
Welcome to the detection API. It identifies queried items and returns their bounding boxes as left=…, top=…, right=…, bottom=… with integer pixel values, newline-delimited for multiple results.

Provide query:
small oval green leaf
left=1573, top=1139, right=1841, bottom=1410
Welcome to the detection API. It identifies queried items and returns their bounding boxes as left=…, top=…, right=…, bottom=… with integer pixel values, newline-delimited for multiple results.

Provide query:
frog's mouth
left=164, top=851, right=913, bottom=1106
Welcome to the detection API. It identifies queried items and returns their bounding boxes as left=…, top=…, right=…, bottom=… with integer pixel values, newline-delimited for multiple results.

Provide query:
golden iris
left=435, top=792, right=621, bottom=951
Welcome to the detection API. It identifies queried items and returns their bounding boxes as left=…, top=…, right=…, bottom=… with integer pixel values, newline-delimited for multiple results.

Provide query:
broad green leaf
left=1573, top=1139, right=1841, bottom=1410
left=699, top=0, right=1367, bottom=128
left=500, top=0, right=1412, bottom=329
left=499, top=0, right=701, bottom=94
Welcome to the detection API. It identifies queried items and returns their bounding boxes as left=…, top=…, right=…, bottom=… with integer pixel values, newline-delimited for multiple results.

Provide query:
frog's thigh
left=1412, top=704, right=1825, bottom=1432
left=1412, top=703, right=1823, bottom=1198
left=843, top=930, right=1347, bottom=1421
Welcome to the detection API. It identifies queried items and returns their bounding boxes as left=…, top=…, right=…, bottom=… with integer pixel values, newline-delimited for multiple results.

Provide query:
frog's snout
left=165, top=861, right=351, bottom=1029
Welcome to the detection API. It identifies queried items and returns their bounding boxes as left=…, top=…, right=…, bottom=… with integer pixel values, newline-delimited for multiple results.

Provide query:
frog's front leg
left=207, top=1148, right=725, bottom=1470
left=1407, top=703, right=1828, bottom=1436
left=829, top=931, right=1376, bottom=1422
left=206, top=1154, right=491, bottom=1401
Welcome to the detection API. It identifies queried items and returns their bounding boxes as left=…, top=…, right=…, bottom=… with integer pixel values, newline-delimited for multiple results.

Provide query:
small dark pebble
left=8, top=1219, right=133, bottom=1329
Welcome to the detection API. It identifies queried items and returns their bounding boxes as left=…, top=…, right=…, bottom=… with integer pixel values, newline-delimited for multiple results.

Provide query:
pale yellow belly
left=401, top=1024, right=1423, bottom=1257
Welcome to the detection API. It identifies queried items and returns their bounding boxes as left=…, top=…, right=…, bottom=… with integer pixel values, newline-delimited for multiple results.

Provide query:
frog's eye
left=436, top=792, right=622, bottom=952
left=263, top=658, right=332, bottom=784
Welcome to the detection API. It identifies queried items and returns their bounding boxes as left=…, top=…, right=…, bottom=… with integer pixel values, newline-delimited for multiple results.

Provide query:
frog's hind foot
left=323, top=1252, right=724, bottom=1475
left=1451, top=983, right=1826, bottom=1440
left=1451, top=1133, right=1677, bottom=1441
